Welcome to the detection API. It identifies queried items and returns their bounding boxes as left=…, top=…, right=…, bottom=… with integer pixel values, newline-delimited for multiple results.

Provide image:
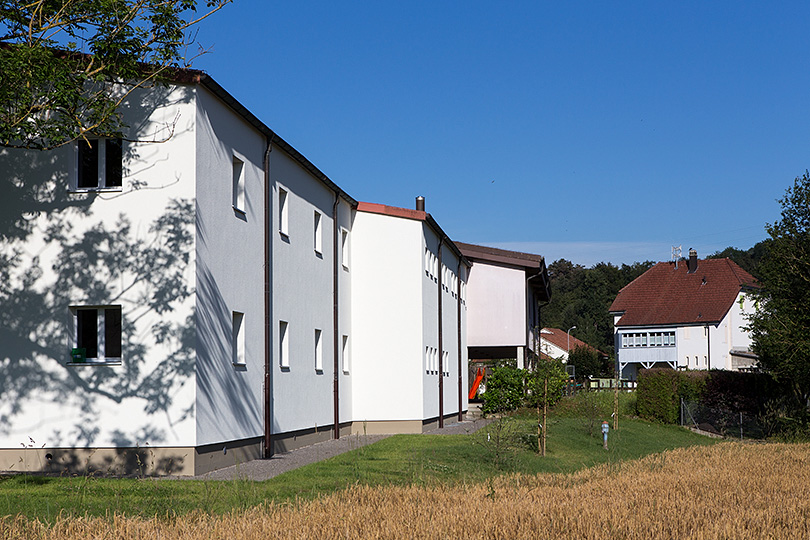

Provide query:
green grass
left=0, top=408, right=718, bottom=522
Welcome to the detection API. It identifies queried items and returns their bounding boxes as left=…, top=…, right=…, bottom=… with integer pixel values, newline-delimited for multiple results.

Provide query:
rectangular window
left=425, top=346, right=430, bottom=374
left=71, top=306, right=122, bottom=362
left=279, top=320, right=289, bottom=368
left=341, top=229, right=349, bottom=269
left=76, top=138, right=122, bottom=190
left=342, top=334, right=350, bottom=373
left=232, top=311, right=245, bottom=365
left=425, top=249, right=431, bottom=277
left=315, top=328, right=323, bottom=371
left=232, top=156, right=245, bottom=212
left=314, top=211, right=322, bottom=254
left=279, top=188, right=289, bottom=236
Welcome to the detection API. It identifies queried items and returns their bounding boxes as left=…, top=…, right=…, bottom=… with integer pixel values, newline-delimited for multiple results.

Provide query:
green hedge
left=636, top=369, right=707, bottom=424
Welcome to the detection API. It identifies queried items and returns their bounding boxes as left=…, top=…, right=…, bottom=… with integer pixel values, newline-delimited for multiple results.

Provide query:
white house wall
left=269, top=148, right=349, bottom=436
left=351, top=212, right=424, bottom=423
left=0, top=84, right=197, bottom=466
left=194, top=86, right=266, bottom=446
left=466, top=262, right=526, bottom=348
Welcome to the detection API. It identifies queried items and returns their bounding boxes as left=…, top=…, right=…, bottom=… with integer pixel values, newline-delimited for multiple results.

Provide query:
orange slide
left=469, top=367, right=484, bottom=399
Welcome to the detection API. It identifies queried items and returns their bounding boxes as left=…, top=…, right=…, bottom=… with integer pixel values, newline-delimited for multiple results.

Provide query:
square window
left=75, top=138, right=123, bottom=190
left=232, top=311, right=245, bottom=365
left=314, top=211, right=322, bottom=254
left=279, top=188, right=289, bottom=236
left=71, top=306, right=122, bottom=363
left=279, top=320, right=289, bottom=368
left=232, top=156, right=245, bottom=212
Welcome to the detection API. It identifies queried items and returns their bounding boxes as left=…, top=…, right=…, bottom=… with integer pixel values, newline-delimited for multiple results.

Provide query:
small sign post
left=602, top=420, right=609, bottom=450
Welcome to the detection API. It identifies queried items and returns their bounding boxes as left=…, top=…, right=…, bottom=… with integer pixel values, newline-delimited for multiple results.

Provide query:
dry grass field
left=3, top=442, right=809, bottom=539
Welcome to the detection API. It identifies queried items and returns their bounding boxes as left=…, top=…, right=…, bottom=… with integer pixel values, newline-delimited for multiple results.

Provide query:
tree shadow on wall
left=0, top=161, right=195, bottom=472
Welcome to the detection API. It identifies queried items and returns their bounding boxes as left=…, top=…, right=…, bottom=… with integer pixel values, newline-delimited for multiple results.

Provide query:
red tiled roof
left=541, top=328, right=606, bottom=356
left=609, top=258, right=757, bottom=327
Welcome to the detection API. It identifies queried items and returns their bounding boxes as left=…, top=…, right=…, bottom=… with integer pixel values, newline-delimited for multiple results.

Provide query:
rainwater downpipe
left=457, top=259, right=463, bottom=421
left=437, top=238, right=444, bottom=428
left=263, top=138, right=273, bottom=458
left=332, top=192, right=340, bottom=439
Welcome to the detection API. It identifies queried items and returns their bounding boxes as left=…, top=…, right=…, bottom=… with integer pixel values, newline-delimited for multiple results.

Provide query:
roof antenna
left=672, top=245, right=682, bottom=269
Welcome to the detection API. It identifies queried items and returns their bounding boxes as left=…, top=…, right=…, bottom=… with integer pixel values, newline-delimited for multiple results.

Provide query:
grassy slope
left=0, top=414, right=716, bottom=521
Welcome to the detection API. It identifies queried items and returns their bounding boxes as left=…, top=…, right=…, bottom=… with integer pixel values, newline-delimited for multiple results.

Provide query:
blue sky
left=194, top=2, right=809, bottom=266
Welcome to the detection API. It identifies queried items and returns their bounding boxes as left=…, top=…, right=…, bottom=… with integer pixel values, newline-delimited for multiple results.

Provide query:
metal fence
left=680, top=397, right=766, bottom=439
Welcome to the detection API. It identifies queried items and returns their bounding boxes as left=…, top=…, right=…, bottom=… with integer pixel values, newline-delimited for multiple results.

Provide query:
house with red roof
left=609, top=249, right=758, bottom=380
left=539, top=327, right=606, bottom=362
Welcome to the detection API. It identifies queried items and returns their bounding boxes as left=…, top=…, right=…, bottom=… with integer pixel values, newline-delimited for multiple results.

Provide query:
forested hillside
left=541, top=241, right=767, bottom=366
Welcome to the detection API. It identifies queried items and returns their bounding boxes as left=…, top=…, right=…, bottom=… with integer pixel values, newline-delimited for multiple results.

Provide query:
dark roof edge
left=198, top=74, right=357, bottom=206
left=455, top=241, right=545, bottom=268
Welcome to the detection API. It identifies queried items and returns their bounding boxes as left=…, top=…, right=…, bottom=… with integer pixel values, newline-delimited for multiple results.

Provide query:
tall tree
left=749, top=172, right=810, bottom=410
left=0, top=0, right=230, bottom=150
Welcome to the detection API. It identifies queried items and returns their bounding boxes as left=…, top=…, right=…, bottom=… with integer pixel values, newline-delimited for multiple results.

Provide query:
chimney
left=415, top=196, right=425, bottom=212
left=687, top=248, right=698, bottom=274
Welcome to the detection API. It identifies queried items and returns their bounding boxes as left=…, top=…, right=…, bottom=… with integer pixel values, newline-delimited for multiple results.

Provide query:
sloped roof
left=609, top=258, right=757, bottom=327
left=455, top=242, right=551, bottom=302
left=540, top=328, right=606, bottom=356
left=356, top=202, right=469, bottom=265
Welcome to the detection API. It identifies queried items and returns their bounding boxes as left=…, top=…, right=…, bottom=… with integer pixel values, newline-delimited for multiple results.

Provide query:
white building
left=0, top=71, right=471, bottom=475
left=456, top=243, right=551, bottom=369
left=609, top=250, right=758, bottom=380
left=351, top=199, right=469, bottom=433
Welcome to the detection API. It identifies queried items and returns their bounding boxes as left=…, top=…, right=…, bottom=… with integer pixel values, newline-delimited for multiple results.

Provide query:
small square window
left=75, top=138, right=123, bottom=190
left=70, top=306, right=122, bottom=363
left=232, top=156, right=245, bottom=213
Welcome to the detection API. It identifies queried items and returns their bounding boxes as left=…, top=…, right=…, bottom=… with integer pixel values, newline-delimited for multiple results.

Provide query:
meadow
left=4, top=395, right=807, bottom=538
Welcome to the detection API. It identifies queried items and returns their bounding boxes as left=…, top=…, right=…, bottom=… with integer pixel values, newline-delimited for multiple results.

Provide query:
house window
left=425, top=346, right=430, bottom=374
left=314, top=212, right=323, bottom=254
left=315, top=328, right=323, bottom=372
left=279, top=320, right=289, bottom=369
left=425, top=249, right=431, bottom=277
left=341, top=334, right=350, bottom=373
left=71, top=306, right=121, bottom=363
left=341, top=229, right=349, bottom=269
left=232, top=156, right=245, bottom=213
left=279, top=188, right=289, bottom=236
left=232, top=311, right=245, bottom=365
left=75, top=138, right=123, bottom=190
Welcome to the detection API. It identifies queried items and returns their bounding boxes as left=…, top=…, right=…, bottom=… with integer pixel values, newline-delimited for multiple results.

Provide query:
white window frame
left=314, top=211, right=323, bottom=255
left=232, top=155, right=246, bottom=214
left=340, top=228, right=350, bottom=270
left=69, top=305, right=122, bottom=364
left=279, top=187, right=289, bottom=237
left=315, top=328, right=323, bottom=372
left=232, top=311, right=246, bottom=365
left=73, top=137, right=123, bottom=191
left=342, top=334, right=350, bottom=373
left=279, top=320, right=289, bottom=369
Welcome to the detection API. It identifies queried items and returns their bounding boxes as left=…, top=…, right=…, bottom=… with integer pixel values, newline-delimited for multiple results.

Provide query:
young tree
left=749, top=172, right=810, bottom=411
left=0, top=0, right=230, bottom=150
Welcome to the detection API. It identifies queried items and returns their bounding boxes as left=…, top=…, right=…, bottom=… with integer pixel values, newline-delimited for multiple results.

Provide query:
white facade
left=0, top=73, right=474, bottom=475
left=351, top=204, right=469, bottom=432
left=614, top=290, right=756, bottom=379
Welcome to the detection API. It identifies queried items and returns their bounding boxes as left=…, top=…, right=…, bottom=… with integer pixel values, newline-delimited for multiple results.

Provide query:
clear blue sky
left=194, top=1, right=809, bottom=266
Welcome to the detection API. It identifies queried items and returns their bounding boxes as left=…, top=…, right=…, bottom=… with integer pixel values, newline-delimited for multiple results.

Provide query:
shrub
left=636, top=369, right=707, bottom=424
left=481, top=364, right=524, bottom=414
